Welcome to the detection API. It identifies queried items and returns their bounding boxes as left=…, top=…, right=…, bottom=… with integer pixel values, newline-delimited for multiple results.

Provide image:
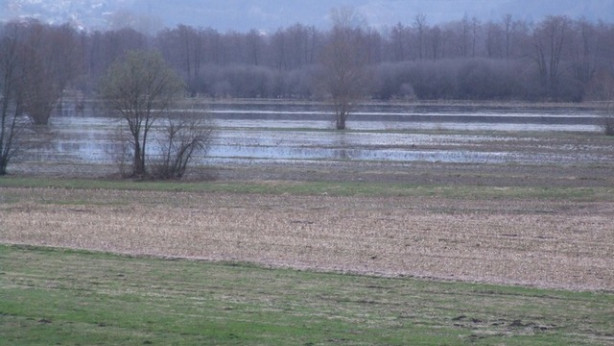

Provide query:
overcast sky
left=3, top=0, right=614, bottom=32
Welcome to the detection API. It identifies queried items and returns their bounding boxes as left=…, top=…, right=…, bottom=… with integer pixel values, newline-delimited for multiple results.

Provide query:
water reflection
left=16, top=101, right=610, bottom=168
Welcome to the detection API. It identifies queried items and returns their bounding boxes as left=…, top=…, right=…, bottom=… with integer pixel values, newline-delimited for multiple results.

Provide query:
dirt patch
left=1, top=187, right=612, bottom=291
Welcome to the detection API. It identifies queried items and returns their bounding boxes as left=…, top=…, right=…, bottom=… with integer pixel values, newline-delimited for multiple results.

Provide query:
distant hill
left=3, top=0, right=614, bottom=32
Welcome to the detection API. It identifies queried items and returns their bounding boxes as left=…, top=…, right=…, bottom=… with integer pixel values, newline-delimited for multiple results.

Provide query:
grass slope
left=1, top=245, right=613, bottom=345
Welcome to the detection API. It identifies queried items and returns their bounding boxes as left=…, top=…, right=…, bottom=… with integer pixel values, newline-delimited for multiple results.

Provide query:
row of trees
left=142, top=15, right=614, bottom=103
left=2, top=13, right=614, bottom=103
left=2, top=10, right=614, bottom=175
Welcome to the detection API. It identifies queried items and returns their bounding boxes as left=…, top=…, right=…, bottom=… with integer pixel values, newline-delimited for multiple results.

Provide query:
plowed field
left=2, top=186, right=612, bottom=291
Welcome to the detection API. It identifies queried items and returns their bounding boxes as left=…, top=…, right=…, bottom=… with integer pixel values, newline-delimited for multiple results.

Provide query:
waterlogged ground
left=3, top=100, right=614, bottom=295
left=12, top=100, right=613, bottom=175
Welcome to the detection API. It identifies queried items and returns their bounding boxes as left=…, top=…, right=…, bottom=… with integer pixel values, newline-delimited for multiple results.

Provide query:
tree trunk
left=335, top=112, right=346, bottom=130
left=133, top=142, right=145, bottom=177
left=335, top=102, right=348, bottom=130
left=0, top=158, right=7, bottom=175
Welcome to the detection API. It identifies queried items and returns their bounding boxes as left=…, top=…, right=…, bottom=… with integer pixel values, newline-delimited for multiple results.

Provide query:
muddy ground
left=1, top=178, right=613, bottom=292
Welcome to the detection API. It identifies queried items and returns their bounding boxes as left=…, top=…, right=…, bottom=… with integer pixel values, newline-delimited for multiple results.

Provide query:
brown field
left=2, top=183, right=613, bottom=291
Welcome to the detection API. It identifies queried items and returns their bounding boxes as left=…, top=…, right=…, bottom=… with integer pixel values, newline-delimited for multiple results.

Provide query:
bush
left=150, top=114, right=213, bottom=179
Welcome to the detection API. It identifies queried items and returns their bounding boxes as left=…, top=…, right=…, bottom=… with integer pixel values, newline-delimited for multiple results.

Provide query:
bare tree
left=503, top=14, right=513, bottom=59
left=485, top=21, right=503, bottom=58
left=533, top=16, right=571, bottom=99
left=571, top=19, right=597, bottom=85
left=13, top=20, right=81, bottom=125
left=428, top=25, right=443, bottom=61
left=389, top=23, right=409, bottom=62
left=274, top=24, right=321, bottom=70
left=246, top=29, right=265, bottom=66
left=320, top=7, right=371, bottom=130
left=99, top=50, right=184, bottom=177
left=82, top=28, right=149, bottom=93
left=470, top=17, right=481, bottom=57
left=414, top=14, right=427, bottom=60
left=151, top=110, right=214, bottom=179
left=460, top=15, right=471, bottom=57
left=0, top=23, right=30, bottom=175
left=157, top=25, right=202, bottom=96
left=271, top=28, right=289, bottom=70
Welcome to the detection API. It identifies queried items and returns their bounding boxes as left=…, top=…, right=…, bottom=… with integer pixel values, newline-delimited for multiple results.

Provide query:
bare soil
left=2, top=186, right=613, bottom=291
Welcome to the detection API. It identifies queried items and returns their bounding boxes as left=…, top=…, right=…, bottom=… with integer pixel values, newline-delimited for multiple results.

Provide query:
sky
left=2, top=0, right=614, bottom=32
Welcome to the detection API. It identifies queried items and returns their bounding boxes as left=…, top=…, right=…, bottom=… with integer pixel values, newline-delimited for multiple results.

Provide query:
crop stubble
left=1, top=187, right=613, bottom=291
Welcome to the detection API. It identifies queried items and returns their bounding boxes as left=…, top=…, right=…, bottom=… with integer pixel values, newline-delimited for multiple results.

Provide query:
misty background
left=3, top=0, right=614, bottom=33
left=1, top=0, right=614, bottom=105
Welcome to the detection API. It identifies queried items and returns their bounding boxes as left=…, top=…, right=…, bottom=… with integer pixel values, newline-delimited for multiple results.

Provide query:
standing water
left=15, top=100, right=611, bottom=170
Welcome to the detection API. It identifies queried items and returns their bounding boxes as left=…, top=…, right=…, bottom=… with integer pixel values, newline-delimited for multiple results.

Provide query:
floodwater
left=16, top=100, right=613, bottom=168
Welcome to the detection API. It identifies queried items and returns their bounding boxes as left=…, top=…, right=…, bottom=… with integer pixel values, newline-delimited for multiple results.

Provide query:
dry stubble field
left=1, top=181, right=613, bottom=292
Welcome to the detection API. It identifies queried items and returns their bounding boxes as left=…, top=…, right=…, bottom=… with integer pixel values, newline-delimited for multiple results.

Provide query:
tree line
left=98, top=15, right=614, bottom=102
left=2, top=14, right=614, bottom=108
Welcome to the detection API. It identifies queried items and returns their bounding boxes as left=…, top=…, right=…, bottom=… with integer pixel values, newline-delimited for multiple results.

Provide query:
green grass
left=1, top=245, right=612, bottom=345
left=2, top=176, right=612, bottom=201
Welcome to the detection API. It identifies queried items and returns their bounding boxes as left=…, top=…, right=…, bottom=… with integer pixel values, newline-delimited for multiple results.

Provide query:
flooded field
left=13, top=100, right=614, bottom=173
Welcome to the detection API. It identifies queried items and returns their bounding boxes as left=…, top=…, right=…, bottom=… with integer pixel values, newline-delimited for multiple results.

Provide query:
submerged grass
left=1, top=245, right=613, bottom=345
left=1, top=176, right=611, bottom=201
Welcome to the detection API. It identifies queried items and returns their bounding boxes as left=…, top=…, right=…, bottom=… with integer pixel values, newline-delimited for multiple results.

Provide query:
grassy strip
left=1, top=245, right=612, bottom=345
left=1, top=176, right=611, bottom=201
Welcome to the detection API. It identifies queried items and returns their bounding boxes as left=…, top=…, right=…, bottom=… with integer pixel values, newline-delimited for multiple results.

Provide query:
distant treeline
left=2, top=15, right=614, bottom=104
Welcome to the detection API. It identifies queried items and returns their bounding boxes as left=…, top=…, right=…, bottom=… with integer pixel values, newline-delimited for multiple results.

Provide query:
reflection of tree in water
left=333, top=131, right=349, bottom=160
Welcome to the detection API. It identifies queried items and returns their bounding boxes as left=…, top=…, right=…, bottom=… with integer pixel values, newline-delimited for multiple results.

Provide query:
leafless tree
left=273, top=24, right=321, bottom=70
left=99, top=50, right=184, bottom=177
left=0, top=24, right=30, bottom=175
left=414, top=14, right=427, bottom=60
left=570, top=19, right=597, bottom=85
left=533, top=16, right=572, bottom=99
left=151, top=110, right=214, bottom=179
left=246, top=29, right=265, bottom=66
left=485, top=21, right=503, bottom=58
left=157, top=25, right=202, bottom=96
left=503, top=14, right=513, bottom=59
left=320, top=7, right=371, bottom=130
left=389, top=23, right=409, bottom=62
left=82, top=28, right=148, bottom=93
left=12, top=20, right=81, bottom=125
left=428, top=25, right=443, bottom=61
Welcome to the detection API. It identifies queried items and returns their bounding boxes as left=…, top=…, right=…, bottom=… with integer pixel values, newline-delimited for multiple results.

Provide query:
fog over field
left=3, top=0, right=614, bottom=32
